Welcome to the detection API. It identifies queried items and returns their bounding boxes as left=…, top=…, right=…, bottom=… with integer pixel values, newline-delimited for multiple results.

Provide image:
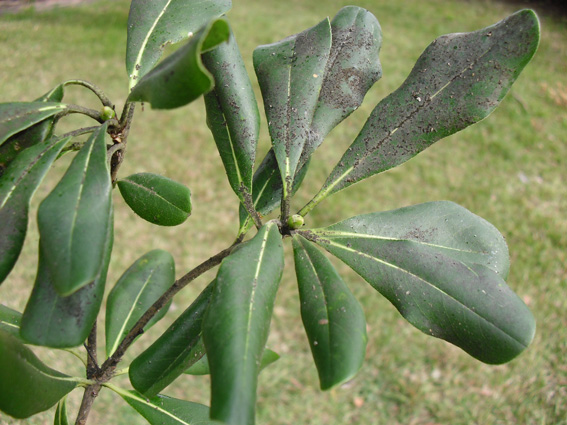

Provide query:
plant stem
left=75, top=384, right=102, bottom=425
left=63, top=80, right=114, bottom=108
left=109, top=103, right=135, bottom=184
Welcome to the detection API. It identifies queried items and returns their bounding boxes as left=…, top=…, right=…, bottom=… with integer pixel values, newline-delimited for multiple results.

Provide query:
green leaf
left=20, top=210, right=113, bottom=348
left=203, top=26, right=259, bottom=204
left=0, top=331, right=78, bottom=419
left=299, top=6, right=382, bottom=169
left=253, top=18, right=332, bottom=196
left=129, top=282, right=213, bottom=397
left=0, top=86, right=65, bottom=177
left=0, top=304, right=22, bottom=337
left=303, top=201, right=535, bottom=364
left=126, top=0, right=232, bottom=87
left=127, top=19, right=230, bottom=109
left=203, top=222, right=284, bottom=425
left=106, top=249, right=175, bottom=357
left=53, top=397, right=70, bottom=425
left=0, top=136, right=69, bottom=285
left=38, top=123, right=112, bottom=296
left=185, top=347, right=280, bottom=376
left=117, top=173, right=191, bottom=226
left=0, top=102, right=66, bottom=148
left=314, top=9, right=540, bottom=203
left=292, top=235, right=367, bottom=390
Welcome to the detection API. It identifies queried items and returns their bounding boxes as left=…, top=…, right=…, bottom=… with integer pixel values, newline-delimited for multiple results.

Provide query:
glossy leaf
left=292, top=235, right=367, bottom=390
left=38, top=123, right=112, bottom=296
left=0, top=85, right=64, bottom=177
left=203, top=26, right=259, bottom=204
left=0, top=331, right=78, bottom=419
left=117, top=173, right=191, bottom=226
left=20, top=210, right=113, bottom=348
left=299, top=6, right=382, bottom=169
left=0, top=304, right=21, bottom=337
left=53, top=397, right=70, bottom=425
left=185, top=347, right=280, bottom=376
left=315, top=10, right=540, bottom=202
left=126, top=0, right=232, bottom=87
left=203, top=222, right=284, bottom=425
left=0, top=136, right=69, bottom=285
left=129, top=282, right=213, bottom=397
left=127, top=19, right=230, bottom=109
left=303, top=202, right=535, bottom=364
left=253, top=18, right=331, bottom=195
left=0, top=102, right=66, bottom=148
left=106, top=250, right=175, bottom=357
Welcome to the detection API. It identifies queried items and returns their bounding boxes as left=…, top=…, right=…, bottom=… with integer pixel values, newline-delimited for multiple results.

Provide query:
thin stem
left=75, top=384, right=102, bottom=425
left=63, top=80, right=114, bottom=107
left=61, top=104, right=105, bottom=123
left=85, top=323, right=100, bottom=378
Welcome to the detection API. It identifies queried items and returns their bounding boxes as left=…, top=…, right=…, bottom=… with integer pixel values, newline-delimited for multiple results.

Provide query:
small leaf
left=0, top=102, right=66, bottom=148
left=106, top=249, right=175, bottom=357
left=292, top=235, right=367, bottom=390
left=253, top=18, right=332, bottom=195
left=0, top=331, right=78, bottom=419
left=0, top=136, right=69, bottom=284
left=203, top=222, right=284, bottom=425
left=203, top=25, right=260, bottom=204
left=20, top=210, right=113, bottom=348
left=303, top=201, right=535, bottom=364
left=117, top=172, right=191, bottom=226
left=0, top=304, right=22, bottom=337
left=53, top=396, right=69, bottom=425
left=127, top=19, right=230, bottom=109
left=185, top=347, right=280, bottom=376
left=126, top=0, right=232, bottom=87
left=38, top=124, right=112, bottom=296
left=129, top=282, right=213, bottom=397
left=308, top=9, right=540, bottom=210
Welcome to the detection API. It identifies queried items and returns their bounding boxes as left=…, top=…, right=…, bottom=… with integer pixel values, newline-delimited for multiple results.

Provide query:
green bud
left=100, top=106, right=115, bottom=121
left=287, top=214, right=305, bottom=230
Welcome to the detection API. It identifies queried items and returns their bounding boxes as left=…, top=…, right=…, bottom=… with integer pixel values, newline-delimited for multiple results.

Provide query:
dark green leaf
left=0, top=102, right=66, bottom=148
left=106, top=250, right=175, bottom=357
left=53, top=397, right=69, bottom=425
left=203, top=26, right=259, bottom=204
left=0, top=304, right=21, bottom=337
left=20, top=209, right=113, bottom=348
left=253, top=18, right=331, bottom=196
left=117, top=173, right=191, bottom=226
left=303, top=202, right=535, bottom=364
left=185, top=347, right=280, bottom=376
left=127, top=19, right=230, bottom=109
left=292, top=235, right=367, bottom=390
left=203, top=222, right=284, bottom=425
left=0, top=136, right=69, bottom=285
left=38, top=123, right=112, bottom=296
left=0, top=331, right=78, bottom=419
left=299, top=6, right=382, bottom=169
left=126, top=0, right=232, bottom=87
left=315, top=10, right=540, bottom=202
left=129, top=282, right=213, bottom=397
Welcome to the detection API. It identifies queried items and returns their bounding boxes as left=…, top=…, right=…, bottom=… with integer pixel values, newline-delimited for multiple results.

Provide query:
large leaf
left=302, top=202, right=535, bottom=364
left=185, top=347, right=280, bottom=376
left=0, top=86, right=65, bottom=177
left=0, top=136, right=69, bottom=284
left=106, top=250, right=175, bottom=357
left=20, top=210, right=113, bottom=348
left=127, top=19, right=230, bottom=109
left=0, top=304, right=21, bottom=337
left=203, top=222, right=284, bottom=425
left=117, top=173, right=191, bottom=226
left=292, top=235, right=367, bottom=390
left=298, top=6, right=382, bottom=169
left=309, top=10, right=540, bottom=207
left=126, top=0, right=232, bottom=87
left=0, top=331, right=78, bottom=419
left=38, top=123, right=112, bottom=296
left=0, top=102, right=66, bottom=148
left=129, top=282, right=213, bottom=398
left=203, top=26, right=259, bottom=204
left=253, top=18, right=331, bottom=197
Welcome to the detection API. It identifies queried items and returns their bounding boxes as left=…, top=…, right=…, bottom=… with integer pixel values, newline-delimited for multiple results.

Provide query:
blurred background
left=0, top=0, right=565, bottom=424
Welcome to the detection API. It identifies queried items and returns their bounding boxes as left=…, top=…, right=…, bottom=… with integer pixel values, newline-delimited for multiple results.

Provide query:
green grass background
left=0, top=0, right=566, bottom=423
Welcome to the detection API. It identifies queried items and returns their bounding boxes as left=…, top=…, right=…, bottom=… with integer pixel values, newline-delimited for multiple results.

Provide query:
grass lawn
left=0, top=0, right=566, bottom=424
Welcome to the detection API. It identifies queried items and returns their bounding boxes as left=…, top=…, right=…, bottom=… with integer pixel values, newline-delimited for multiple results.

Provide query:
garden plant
left=0, top=1, right=541, bottom=424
